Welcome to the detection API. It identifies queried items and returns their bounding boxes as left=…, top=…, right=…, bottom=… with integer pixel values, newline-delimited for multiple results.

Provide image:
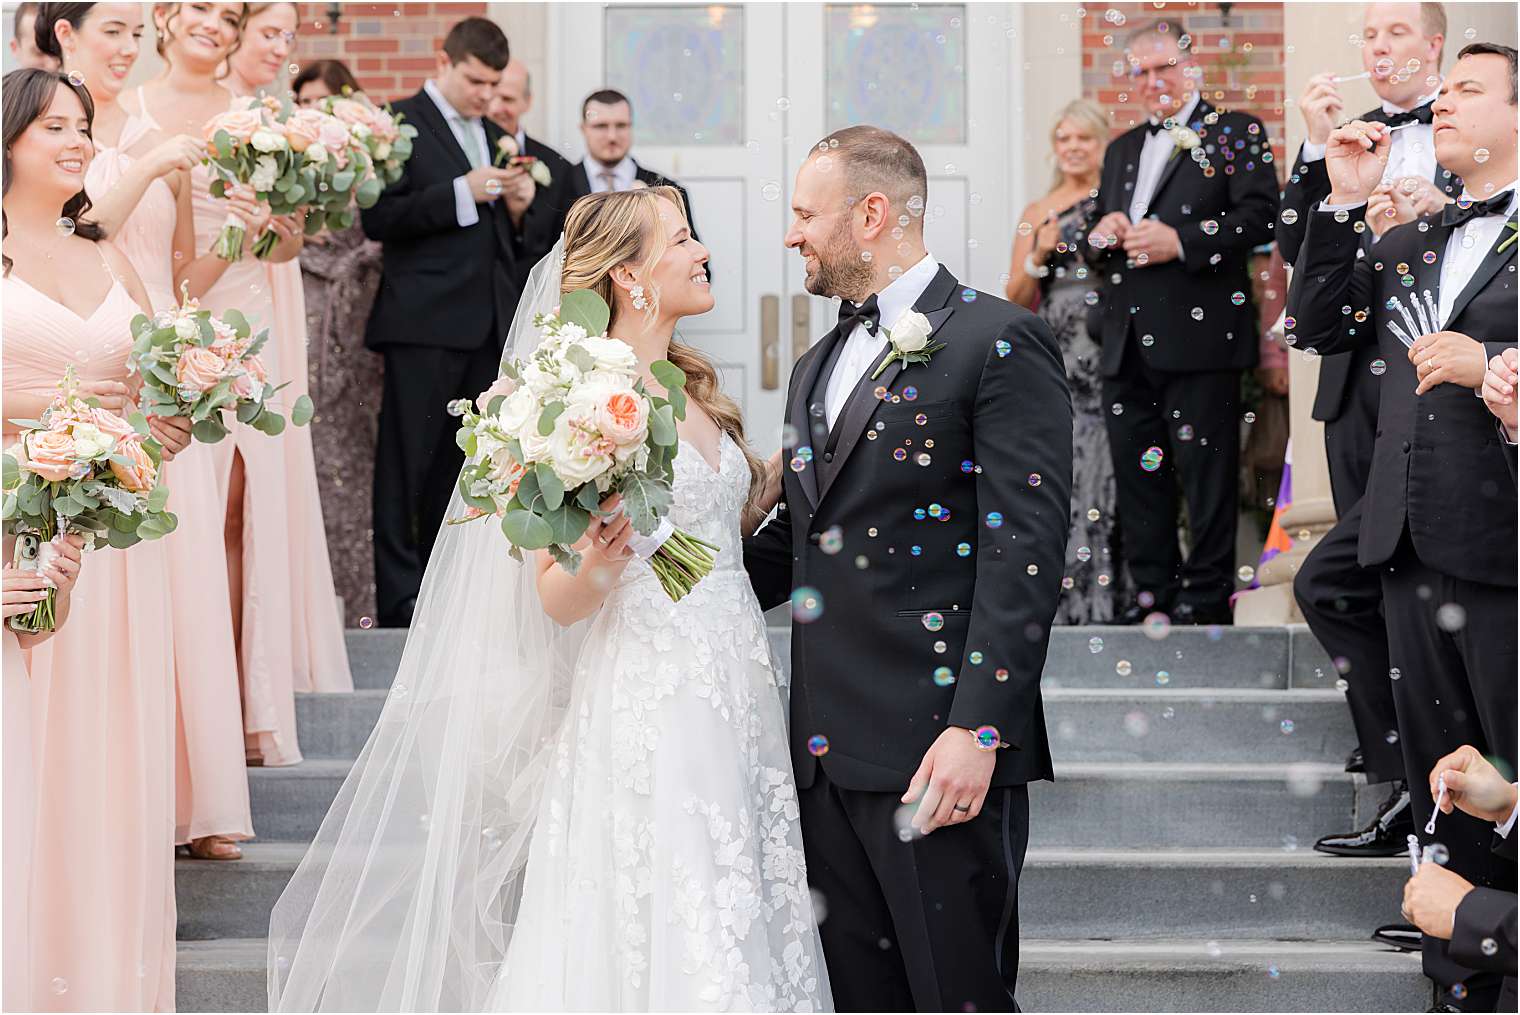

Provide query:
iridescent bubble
left=1370, top=358, right=1387, bottom=376
left=1423, top=250, right=1437, bottom=264
left=1087, top=508, right=1101, bottom=522
left=1141, top=446, right=1164, bottom=472
left=1238, top=565, right=1255, bottom=583
left=51, top=978, right=68, bottom=996
left=1141, top=333, right=1156, bottom=347
left=791, top=586, right=824, bottom=623
left=1116, top=659, right=1133, bottom=677
left=789, top=455, right=807, bottom=472
left=359, top=615, right=374, bottom=630
left=1075, top=545, right=1092, bottom=563
left=893, top=448, right=908, bottom=462
left=969, top=651, right=984, bottom=665
left=1475, top=147, right=1491, bottom=164
left=961, top=288, right=978, bottom=303
left=761, top=181, right=782, bottom=201
left=1177, top=424, right=1194, bottom=441
left=1190, top=307, right=1205, bottom=321
left=55, top=217, right=76, bottom=237
left=1025, top=563, right=1040, bottom=576
left=986, top=511, right=1004, bottom=529
left=1482, top=938, right=1499, bottom=957
left=1089, top=636, right=1105, bottom=654
left=1243, top=411, right=1256, bottom=423
left=932, top=666, right=956, bottom=687
left=1111, top=402, right=1124, bottom=416
left=807, top=734, right=830, bottom=756
left=995, top=668, right=1009, bottom=682
left=1202, top=219, right=1220, bottom=235
left=956, top=542, right=972, bottom=557
left=973, top=725, right=1001, bottom=749
left=1436, top=603, right=1467, bottom=632
left=819, top=526, right=844, bottom=555
left=1430, top=842, right=1450, bottom=866
left=485, top=178, right=503, bottom=196
left=922, top=612, right=945, bottom=632
left=902, top=385, right=919, bottom=401
left=1280, top=207, right=1299, bottom=225
left=1156, top=670, right=1171, bottom=686
left=995, top=339, right=1012, bottom=357
left=915, top=453, right=931, bottom=467
left=1452, top=982, right=1469, bottom=1001
left=915, top=413, right=928, bottom=426
left=1143, top=612, right=1171, bottom=640
left=960, top=460, right=975, bottom=474
left=1027, top=473, right=1042, bottom=487
left=1280, top=719, right=1295, bottom=734
left=1231, top=291, right=1246, bottom=306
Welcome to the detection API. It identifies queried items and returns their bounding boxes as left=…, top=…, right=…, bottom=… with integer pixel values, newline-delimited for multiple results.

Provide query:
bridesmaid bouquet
left=301, top=93, right=417, bottom=233
left=127, top=288, right=314, bottom=442
left=2, top=370, right=177, bottom=631
left=203, top=96, right=307, bottom=261
left=449, top=290, right=718, bottom=601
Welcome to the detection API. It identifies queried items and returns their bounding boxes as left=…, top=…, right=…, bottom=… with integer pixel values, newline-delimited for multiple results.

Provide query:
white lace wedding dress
left=487, top=434, right=830, bottom=1011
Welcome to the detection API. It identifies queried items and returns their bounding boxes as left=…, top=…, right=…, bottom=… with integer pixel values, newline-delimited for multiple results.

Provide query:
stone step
left=245, top=760, right=1371, bottom=848
left=175, top=843, right=1406, bottom=943
left=177, top=936, right=1426, bottom=1013
left=343, top=625, right=1339, bottom=692
left=292, top=688, right=1358, bottom=764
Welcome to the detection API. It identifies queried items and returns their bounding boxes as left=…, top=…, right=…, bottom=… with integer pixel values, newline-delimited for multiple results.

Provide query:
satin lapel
left=1147, top=101, right=1211, bottom=212
left=788, top=333, right=841, bottom=511
left=1446, top=213, right=1518, bottom=328
left=410, top=90, right=473, bottom=177
left=817, top=267, right=959, bottom=503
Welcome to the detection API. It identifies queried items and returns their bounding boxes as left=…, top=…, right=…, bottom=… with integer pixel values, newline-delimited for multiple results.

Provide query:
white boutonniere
left=528, top=159, right=553, bottom=187
left=1167, top=123, right=1202, bottom=161
left=870, top=310, right=943, bottom=380
left=493, top=134, right=519, bottom=166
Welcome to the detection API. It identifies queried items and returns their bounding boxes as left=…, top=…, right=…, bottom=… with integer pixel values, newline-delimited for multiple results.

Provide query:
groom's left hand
left=901, top=727, right=997, bottom=835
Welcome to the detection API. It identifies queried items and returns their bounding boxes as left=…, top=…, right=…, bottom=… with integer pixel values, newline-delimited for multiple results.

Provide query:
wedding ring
left=952, top=803, right=971, bottom=813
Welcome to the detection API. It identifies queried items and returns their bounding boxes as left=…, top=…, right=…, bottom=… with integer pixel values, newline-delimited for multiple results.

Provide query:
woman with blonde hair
left=1005, top=98, right=1129, bottom=623
left=268, top=187, right=826, bottom=1013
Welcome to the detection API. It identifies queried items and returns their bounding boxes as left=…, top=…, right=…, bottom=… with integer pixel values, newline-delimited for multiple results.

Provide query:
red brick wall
left=290, top=2, right=487, bottom=103
left=1081, top=1, right=1287, bottom=175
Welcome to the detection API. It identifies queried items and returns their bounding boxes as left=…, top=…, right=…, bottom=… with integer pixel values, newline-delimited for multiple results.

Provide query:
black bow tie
left=1440, top=192, right=1514, bottom=228
left=1145, top=119, right=1166, bottom=135
left=1369, top=101, right=1435, bottom=129
left=836, top=293, right=881, bottom=336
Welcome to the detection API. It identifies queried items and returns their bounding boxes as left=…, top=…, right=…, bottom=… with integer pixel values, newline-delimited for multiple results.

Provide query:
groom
left=744, top=126, right=1073, bottom=1011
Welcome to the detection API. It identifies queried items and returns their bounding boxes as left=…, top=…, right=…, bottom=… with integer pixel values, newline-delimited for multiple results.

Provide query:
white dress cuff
left=453, top=176, right=480, bottom=228
left=1497, top=787, right=1519, bottom=837
left=1318, top=198, right=1367, bottom=214
left=1300, top=141, right=1327, bottom=163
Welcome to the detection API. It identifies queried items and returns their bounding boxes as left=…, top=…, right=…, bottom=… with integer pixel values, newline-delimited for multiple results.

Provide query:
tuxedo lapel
left=410, top=90, right=473, bottom=177
left=817, top=267, right=959, bottom=503
left=1447, top=213, right=1518, bottom=328
left=788, top=335, right=841, bottom=511
left=1147, top=101, right=1211, bottom=211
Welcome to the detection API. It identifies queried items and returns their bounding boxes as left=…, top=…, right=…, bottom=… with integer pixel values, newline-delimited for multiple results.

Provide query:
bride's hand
left=576, top=495, right=636, bottom=565
left=759, top=449, right=784, bottom=513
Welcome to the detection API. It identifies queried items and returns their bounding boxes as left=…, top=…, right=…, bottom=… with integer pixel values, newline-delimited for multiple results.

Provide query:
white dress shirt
left=587, top=156, right=638, bottom=193
left=1499, top=785, right=1520, bottom=838
left=823, top=253, right=940, bottom=428
left=1129, top=92, right=1201, bottom=222
left=1437, top=182, right=1516, bottom=328
left=423, top=79, right=489, bottom=229
left=1301, top=86, right=1441, bottom=187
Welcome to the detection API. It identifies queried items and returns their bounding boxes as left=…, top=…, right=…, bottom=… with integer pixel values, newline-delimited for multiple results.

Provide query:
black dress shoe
left=1171, top=601, right=1232, bottom=626
left=1345, top=746, right=1366, bottom=773
left=1314, top=782, right=1414, bottom=857
left=1372, top=922, right=1423, bottom=952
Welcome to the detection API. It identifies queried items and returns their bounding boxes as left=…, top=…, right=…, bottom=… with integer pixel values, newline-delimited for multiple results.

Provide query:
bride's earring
left=630, top=285, right=648, bottom=311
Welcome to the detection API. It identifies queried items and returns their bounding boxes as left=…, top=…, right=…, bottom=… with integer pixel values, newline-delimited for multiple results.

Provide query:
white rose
left=374, top=141, right=392, bottom=160
left=1171, top=125, right=1201, bottom=150
left=70, top=423, right=115, bottom=460
left=529, top=160, right=553, bottom=187
left=349, top=122, right=372, bottom=141
left=496, top=135, right=519, bottom=160
left=304, top=143, right=329, bottom=165
left=519, top=425, right=553, bottom=464
left=546, top=412, right=611, bottom=486
left=249, top=128, right=285, bottom=154
left=496, top=387, right=538, bottom=437
left=888, top=310, right=933, bottom=353
left=578, top=336, right=638, bottom=372
left=250, top=154, right=279, bottom=191
left=520, top=362, right=558, bottom=396
left=174, top=316, right=200, bottom=341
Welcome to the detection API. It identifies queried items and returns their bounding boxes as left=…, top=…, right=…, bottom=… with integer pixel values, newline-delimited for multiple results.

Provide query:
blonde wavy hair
left=1048, top=98, right=1109, bottom=192
left=560, top=187, right=767, bottom=521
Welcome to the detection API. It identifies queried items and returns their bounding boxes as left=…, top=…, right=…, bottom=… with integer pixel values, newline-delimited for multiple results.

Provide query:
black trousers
left=1382, top=535, right=1518, bottom=1005
left=1293, top=497, right=1403, bottom=783
left=799, top=765, right=1029, bottom=1013
left=1102, top=335, right=1240, bottom=610
left=372, top=341, right=502, bottom=624
left=1320, top=355, right=1380, bottom=519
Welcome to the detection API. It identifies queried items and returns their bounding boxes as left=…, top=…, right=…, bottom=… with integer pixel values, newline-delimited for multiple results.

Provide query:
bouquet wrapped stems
left=214, top=212, right=247, bottom=263
left=646, top=530, right=721, bottom=603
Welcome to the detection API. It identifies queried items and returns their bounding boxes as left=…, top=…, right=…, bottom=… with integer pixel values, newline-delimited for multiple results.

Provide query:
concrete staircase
left=175, top=625, right=1429, bottom=1012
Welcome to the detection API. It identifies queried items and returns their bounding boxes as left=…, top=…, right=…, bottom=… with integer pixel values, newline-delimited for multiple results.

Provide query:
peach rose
left=108, top=437, right=157, bottom=493
left=329, top=99, right=371, bottom=126
left=317, top=119, right=352, bottom=166
left=596, top=390, right=649, bottom=447
left=367, top=106, right=399, bottom=143
left=205, top=108, right=262, bottom=146
left=87, top=407, right=137, bottom=444
left=285, top=109, right=326, bottom=153
left=243, top=354, right=268, bottom=384
left=177, top=346, right=227, bottom=393
left=476, top=375, right=517, bottom=414
left=22, top=429, right=80, bottom=483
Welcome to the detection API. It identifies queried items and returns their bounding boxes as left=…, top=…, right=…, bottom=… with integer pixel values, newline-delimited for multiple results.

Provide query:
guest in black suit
left=487, top=58, right=575, bottom=291
left=745, top=126, right=1071, bottom=1013
left=1288, top=1, right=1454, bottom=867
left=563, top=89, right=703, bottom=252
left=1481, top=346, right=1519, bottom=483
left=1286, top=43, right=1519, bottom=1011
left=362, top=17, right=523, bottom=628
left=1087, top=21, right=1279, bottom=625
left=1404, top=746, right=1518, bottom=1012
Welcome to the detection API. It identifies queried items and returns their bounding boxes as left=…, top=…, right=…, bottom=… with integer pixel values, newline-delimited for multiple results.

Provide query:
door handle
left=791, top=294, right=811, bottom=362
left=760, top=294, right=780, bottom=390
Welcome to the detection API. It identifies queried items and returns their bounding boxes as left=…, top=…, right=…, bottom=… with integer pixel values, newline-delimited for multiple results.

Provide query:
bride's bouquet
left=2, top=369, right=177, bottom=631
left=127, top=287, right=314, bottom=442
left=450, top=290, right=718, bottom=601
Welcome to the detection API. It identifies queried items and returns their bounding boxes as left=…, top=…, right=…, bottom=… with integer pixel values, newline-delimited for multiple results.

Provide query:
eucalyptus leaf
left=648, top=403, right=677, bottom=447
left=291, top=395, right=315, bottom=427
left=501, top=509, right=554, bottom=550
left=559, top=290, right=611, bottom=336
left=536, top=462, right=565, bottom=511
left=563, top=344, right=595, bottom=374
left=618, top=471, right=673, bottom=535
left=147, top=485, right=171, bottom=513
left=537, top=401, right=565, bottom=437
left=542, top=503, right=591, bottom=546
left=192, top=417, right=229, bottom=444
left=650, top=359, right=688, bottom=392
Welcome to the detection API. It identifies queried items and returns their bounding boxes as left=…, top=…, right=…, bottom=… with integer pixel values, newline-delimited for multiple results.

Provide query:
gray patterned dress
left=1035, top=197, right=1128, bottom=624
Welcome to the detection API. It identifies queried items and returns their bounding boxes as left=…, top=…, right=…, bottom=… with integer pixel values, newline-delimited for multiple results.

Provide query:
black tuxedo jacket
left=1286, top=205, right=1518, bottom=585
left=1450, top=827, right=1518, bottom=1009
left=360, top=90, right=518, bottom=353
left=743, top=267, right=1071, bottom=793
left=1090, top=100, right=1279, bottom=376
left=508, top=133, right=575, bottom=292
left=564, top=159, right=704, bottom=252
left=1278, top=110, right=1461, bottom=425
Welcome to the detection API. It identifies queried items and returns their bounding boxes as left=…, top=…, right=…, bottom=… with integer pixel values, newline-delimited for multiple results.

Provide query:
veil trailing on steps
left=266, top=242, right=586, bottom=1012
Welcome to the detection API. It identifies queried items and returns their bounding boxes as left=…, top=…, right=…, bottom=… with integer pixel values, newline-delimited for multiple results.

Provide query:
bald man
left=487, top=58, right=573, bottom=290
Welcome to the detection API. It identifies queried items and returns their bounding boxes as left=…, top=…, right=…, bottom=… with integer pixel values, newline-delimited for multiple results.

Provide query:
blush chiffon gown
left=3, top=256, right=178, bottom=1012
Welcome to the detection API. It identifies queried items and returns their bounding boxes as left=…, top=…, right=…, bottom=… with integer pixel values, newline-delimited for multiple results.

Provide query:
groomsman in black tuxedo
left=1088, top=21, right=1279, bottom=625
left=745, top=126, right=1071, bottom=1012
left=1287, top=42, right=1518, bottom=1011
left=564, top=89, right=703, bottom=253
left=362, top=18, right=523, bottom=627
left=1288, top=3, right=1453, bottom=873
left=487, top=58, right=575, bottom=290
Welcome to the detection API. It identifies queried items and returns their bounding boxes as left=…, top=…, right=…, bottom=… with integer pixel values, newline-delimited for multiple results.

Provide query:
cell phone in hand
left=12, top=533, right=40, bottom=573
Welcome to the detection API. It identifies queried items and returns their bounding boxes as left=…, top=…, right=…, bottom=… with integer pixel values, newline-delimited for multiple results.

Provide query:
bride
left=267, top=187, right=832, bottom=1012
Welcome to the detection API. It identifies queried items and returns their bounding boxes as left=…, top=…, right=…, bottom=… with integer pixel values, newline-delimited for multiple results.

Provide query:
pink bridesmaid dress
left=188, top=153, right=352, bottom=768
left=3, top=261, right=177, bottom=1012
left=3, top=630, right=33, bottom=1012
left=93, top=94, right=253, bottom=846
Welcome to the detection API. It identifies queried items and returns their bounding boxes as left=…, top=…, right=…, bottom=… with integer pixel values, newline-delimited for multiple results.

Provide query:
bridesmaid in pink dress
left=1, top=68, right=191, bottom=1012
left=43, top=1, right=256, bottom=862
left=142, top=1, right=352, bottom=770
left=2, top=536, right=83, bottom=1014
